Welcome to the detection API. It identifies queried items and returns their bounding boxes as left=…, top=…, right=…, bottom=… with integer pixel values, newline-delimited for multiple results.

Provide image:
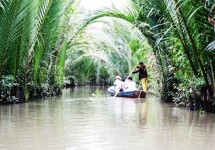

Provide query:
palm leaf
left=0, top=0, right=31, bottom=75
left=206, top=40, right=215, bottom=51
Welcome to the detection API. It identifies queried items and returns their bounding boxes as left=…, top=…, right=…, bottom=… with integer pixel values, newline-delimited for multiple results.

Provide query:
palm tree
left=0, top=0, right=75, bottom=100
left=65, top=16, right=154, bottom=86
left=83, top=0, right=215, bottom=108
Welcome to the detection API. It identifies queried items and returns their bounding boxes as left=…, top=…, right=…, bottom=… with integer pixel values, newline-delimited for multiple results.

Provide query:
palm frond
left=206, top=40, right=215, bottom=51
left=0, top=0, right=31, bottom=75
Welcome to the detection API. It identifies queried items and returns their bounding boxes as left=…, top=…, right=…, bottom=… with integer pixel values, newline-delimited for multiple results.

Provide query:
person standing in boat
left=113, top=76, right=123, bottom=92
left=132, top=62, right=148, bottom=93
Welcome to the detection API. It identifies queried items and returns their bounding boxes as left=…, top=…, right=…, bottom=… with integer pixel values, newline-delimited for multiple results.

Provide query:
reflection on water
left=0, top=86, right=215, bottom=150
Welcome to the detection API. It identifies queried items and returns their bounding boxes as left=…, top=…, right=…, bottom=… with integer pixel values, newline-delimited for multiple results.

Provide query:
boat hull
left=108, top=89, right=146, bottom=98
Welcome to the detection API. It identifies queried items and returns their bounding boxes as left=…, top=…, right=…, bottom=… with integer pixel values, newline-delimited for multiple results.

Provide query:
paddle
left=114, top=67, right=136, bottom=98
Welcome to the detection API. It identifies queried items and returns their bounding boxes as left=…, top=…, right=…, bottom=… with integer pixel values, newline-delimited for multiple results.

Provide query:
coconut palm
left=64, top=16, right=156, bottom=86
left=0, top=0, right=75, bottom=100
left=82, top=0, right=214, bottom=107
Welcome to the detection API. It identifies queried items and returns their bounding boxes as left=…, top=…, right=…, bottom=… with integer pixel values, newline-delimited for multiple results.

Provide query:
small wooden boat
left=108, top=89, right=146, bottom=98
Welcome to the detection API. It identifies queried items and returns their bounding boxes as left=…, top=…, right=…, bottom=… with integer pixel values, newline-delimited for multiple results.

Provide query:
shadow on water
left=0, top=87, right=215, bottom=150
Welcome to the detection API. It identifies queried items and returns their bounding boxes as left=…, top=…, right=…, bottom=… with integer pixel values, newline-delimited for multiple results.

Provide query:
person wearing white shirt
left=122, top=76, right=138, bottom=92
left=113, top=76, right=123, bottom=92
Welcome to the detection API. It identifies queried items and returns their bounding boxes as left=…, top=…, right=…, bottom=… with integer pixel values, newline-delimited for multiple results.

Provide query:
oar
left=114, top=67, right=136, bottom=98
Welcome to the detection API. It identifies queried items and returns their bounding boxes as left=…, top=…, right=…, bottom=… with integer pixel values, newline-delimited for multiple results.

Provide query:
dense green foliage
left=0, top=0, right=74, bottom=102
left=84, top=0, right=215, bottom=111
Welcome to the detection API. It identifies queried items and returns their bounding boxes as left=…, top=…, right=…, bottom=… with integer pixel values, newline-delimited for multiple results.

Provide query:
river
left=0, top=86, right=215, bottom=150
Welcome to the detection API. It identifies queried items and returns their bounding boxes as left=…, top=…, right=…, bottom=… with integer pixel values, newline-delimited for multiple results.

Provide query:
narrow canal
left=0, top=87, right=215, bottom=150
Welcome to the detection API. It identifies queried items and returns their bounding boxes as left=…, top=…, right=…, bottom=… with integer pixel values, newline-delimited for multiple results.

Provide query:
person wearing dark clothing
left=132, top=62, right=148, bottom=93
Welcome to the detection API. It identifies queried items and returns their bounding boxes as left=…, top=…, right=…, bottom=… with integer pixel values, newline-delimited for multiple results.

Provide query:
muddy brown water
left=0, top=87, right=215, bottom=150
